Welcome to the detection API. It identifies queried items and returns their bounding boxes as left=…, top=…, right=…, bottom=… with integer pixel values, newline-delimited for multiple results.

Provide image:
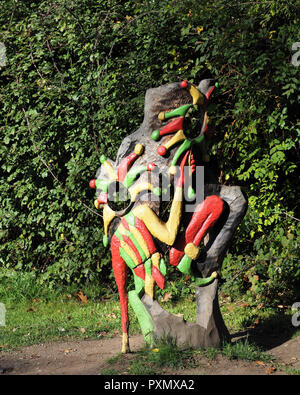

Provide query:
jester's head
left=150, top=79, right=217, bottom=168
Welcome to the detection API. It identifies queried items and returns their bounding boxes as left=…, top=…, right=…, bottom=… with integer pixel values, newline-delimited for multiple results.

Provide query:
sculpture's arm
left=132, top=185, right=182, bottom=246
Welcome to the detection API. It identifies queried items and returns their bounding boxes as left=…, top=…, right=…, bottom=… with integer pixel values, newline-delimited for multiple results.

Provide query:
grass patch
left=106, top=353, right=123, bottom=365
left=103, top=337, right=274, bottom=375
left=0, top=270, right=140, bottom=350
left=127, top=338, right=196, bottom=375
left=100, top=337, right=197, bottom=375
left=101, top=368, right=120, bottom=375
left=278, top=366, right=300, bottom=375
left=201, top=346, right=219, bottom=360
left=221, top=338, right=272, bottom=362
left=0, top=297, right=123, bottom=349
left=1, top=266, right=299, bottom=379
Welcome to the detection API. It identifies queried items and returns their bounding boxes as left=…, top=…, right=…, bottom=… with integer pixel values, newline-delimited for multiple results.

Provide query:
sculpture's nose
left=198, top=79, right=219, bottom=100
left=198, top=78, right=214, bottom=93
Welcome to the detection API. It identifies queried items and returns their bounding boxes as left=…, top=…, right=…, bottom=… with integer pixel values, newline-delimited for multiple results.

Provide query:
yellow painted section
left=169, top=165, right=177, bottom=175
left=103, top=161, right=117, bottom=181
left=118, top=223, right=127, bottom=237
left=158, top=111, right=165, bottom=121
left=129, top=182, right=155, bottom=202
left=164, top=129, right=186, bottom=150
left=145, top=273, right=154, bottom=299
left=184, top=242, right=200, bottom=260
left=128, top=224, right=150, bottom=258
left=189, top=85, right=204, bottom=105
left=133, top=187, right=182, bottom=246
left=103, top=205, right=116, bottom=236
left=151, top=252, right=160, bottom=268
left=134, top=143, right=144, bottom=156
left=122, top=332, right=130, bottom=353
left=94, top=199, right=99, bottom=209
left=120, top=240, right=140, bottom=267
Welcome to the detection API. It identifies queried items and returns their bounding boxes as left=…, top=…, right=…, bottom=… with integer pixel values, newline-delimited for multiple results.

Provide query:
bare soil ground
left=0, top=333, right=299, bottom=375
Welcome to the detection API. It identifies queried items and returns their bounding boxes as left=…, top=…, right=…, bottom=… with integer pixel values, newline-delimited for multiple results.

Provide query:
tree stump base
left=142, top=279, right=230, bottom=350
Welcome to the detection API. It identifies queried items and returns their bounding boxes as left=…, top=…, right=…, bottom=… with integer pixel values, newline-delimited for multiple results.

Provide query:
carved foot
left=144, top=331, right=155, bottom=348
left=121, top=332, right=130, bottom=353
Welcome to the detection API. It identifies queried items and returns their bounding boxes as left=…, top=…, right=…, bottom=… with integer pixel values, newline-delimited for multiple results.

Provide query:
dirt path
left=0, top=334, right=299, bottom=375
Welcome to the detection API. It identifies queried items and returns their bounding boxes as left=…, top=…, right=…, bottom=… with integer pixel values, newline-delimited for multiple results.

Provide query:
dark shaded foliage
left=0, top=0, right=299, bottom=303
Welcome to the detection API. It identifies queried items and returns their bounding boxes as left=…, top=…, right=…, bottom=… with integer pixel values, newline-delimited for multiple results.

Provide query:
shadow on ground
left=230, top=312, right=298, bottom=351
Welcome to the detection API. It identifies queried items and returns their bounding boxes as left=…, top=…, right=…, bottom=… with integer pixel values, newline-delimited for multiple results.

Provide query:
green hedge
left=0, top=0, right=299, bottom=303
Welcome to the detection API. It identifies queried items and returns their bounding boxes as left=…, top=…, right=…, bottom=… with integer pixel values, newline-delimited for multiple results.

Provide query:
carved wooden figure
left=90, top=79, right=247, bottom=353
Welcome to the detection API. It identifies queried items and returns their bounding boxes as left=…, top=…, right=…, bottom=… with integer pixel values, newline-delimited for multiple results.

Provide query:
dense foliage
left=0, top=0, right=299, bottom=305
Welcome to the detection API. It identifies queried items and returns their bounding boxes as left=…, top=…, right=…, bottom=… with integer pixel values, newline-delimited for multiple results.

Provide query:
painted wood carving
left=90, top=79, right=247, bottom=353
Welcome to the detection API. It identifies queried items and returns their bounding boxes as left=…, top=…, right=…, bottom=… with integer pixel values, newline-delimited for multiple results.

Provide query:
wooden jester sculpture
left=90, top=79, right=247, bottom=353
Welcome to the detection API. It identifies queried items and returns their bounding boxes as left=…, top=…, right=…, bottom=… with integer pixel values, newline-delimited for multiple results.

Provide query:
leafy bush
left=0, top=0, right=299, bottom=304
left=221, top=216, right=300, bottom=305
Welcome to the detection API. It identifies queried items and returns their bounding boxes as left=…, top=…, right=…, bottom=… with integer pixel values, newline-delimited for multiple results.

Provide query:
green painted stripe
left=128, top=290, right=154, bottom=344
left=144, top=258, right=152, bottom=276
left=192, top=134, right=205, bottom=145
left=187, top=185, right=196, bottom=200
left=177, top=254, right=192, bottom=275
left=171, top=134, right=205, bottom=167
left=194, top=275, right=216, bottom=287
left=171, top=139, right=192, bottom=166
left=125, top=212, right=135, bottom=227
left=114, top=229, right=123, bottom=241
left=164, top=104, right=192, bottom=119
left=126, top=230, right=147, bottom=262
left=102, top=234, right=108, bottom=247
left=95, top=179, right=109, bottom=192
left=123, top=166, right=148, bottom=188
left=119, top=247, right=136, bottom=269
left=132, top=270, right=145, bottom=297
left=159, top=258, right=167, bottom=276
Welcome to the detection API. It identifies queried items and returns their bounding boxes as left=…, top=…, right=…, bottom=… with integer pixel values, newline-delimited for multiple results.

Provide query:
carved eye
left=184, top=107, right=203, bottom=139
left=107, top=181, right=131, bottom=212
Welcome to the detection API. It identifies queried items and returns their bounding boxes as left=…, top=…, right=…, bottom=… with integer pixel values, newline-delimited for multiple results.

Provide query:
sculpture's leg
left=144, top=258, right=155, bottom=300
left=111, top=235, right=130, bottom=353
left=128, top=272, right=154, bottom=347
left=169, top=195, right=224, bottom=280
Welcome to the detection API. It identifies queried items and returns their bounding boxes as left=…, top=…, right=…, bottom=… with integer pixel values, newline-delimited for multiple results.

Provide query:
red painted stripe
left=134, top=217, right=157, bottom=255
left=190, top=153, right=196, bottom=173
left=169, top=232, right=185, bottom=267
left=205, top=86, right=215, bottom=100
left=193, top=196, right=223, bottom=246
left=170, top=195, right=223, bottom=266
left=121, top=218, right=130, bottom=231
left=133, top=264, right=146, bottom=281
left=122, top=235, right=143, bottom=264
left=186, top=195, right=223, bottom=246
left=202, top=124, right=209, bottom=134
left=110, top=235, right=128, bottom=334
left=111, top=234, right=121, bottom=248
left=177, top=150, right=190, bottom=187
left=117, top=152, right=138, bottom=182
left=97, top=192, right=108, bottom=204
left=152, top=266, right=165, bottom=289
left=159, top=117, right=184, bottom=137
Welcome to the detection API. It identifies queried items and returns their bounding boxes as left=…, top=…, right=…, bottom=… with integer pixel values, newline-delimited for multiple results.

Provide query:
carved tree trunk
left=94, top=79, right=248, bottom=351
